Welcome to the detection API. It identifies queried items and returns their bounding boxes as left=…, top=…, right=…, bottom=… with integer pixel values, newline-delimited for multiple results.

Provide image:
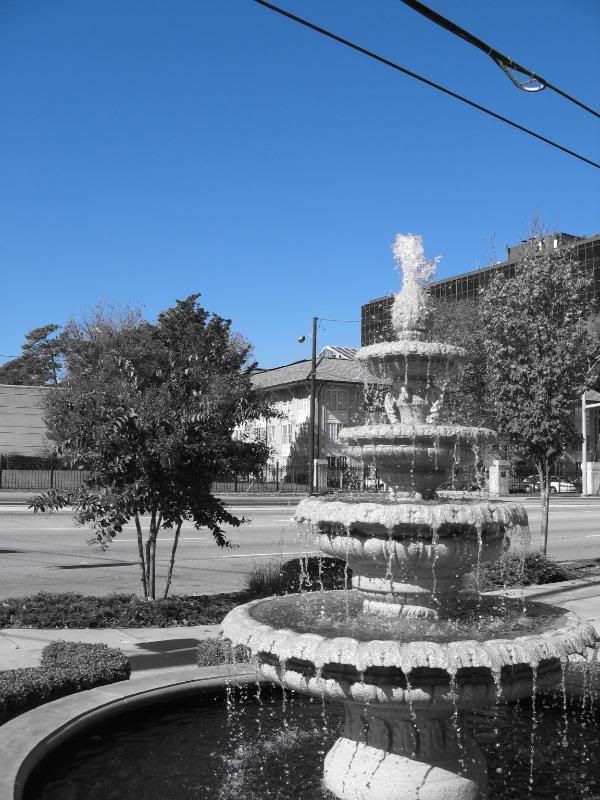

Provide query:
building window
left=327, top=422, right=343, bottom=442
left=328, top=456, right=347, bottom=468
left=327, top=388, right=348, bottom=411
left=282, top=423, right=294, bottom=445
left=296, top=395, right=309, bottom=416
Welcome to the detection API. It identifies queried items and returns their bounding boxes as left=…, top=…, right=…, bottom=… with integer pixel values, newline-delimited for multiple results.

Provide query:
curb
left=0, top=492, right=308, bottom=507
left=0, top=663, right=260, bottom=800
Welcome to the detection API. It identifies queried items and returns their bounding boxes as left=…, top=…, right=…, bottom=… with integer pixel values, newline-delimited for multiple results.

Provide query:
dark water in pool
left=25, top=684, right=600, bottom=800
left=250, top=592, right=567, bottom=643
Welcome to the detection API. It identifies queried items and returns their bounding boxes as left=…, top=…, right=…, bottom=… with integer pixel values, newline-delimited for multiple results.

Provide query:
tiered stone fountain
left=222, top=234, right=597, bottom=800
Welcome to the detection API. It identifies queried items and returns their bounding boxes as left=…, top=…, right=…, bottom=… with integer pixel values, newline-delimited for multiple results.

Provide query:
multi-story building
left=248, top=347, right=366, bottom=472
left=361, top=232, right=600, bottom=346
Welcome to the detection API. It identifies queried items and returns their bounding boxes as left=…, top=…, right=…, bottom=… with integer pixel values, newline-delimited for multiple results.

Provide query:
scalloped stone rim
left=339, top=423, right=496, bottom=443
left=357, top=341, right=467, bottom=361
left=294, top=497, right=529, bottom=532
left=221, top=597, right=596, bottom=681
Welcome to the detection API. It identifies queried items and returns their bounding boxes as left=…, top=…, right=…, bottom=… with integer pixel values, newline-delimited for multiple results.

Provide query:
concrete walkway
left=1, top=575, right=599, bottom=676
left=0, top=623, right=221, bottom=673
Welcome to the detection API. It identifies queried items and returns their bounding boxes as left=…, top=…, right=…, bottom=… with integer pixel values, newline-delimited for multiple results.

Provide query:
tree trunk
left=145, top=537, right=153, bottom=598
left=163, top=522, right=182, bottom=599
left=538, top=462, right=551, bottom=556
left=150, top=536, right=157, bottom=600
left=134, top=513, right=148, bottom=599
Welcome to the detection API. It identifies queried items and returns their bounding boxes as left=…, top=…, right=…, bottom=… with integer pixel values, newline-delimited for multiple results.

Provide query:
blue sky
left=1, top=0, right=598, bottom=368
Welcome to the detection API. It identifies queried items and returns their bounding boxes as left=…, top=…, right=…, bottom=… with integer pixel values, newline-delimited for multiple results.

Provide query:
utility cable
left=397, top=0, right=600, bottom=119
left=253, top=0, right=600, bottom=171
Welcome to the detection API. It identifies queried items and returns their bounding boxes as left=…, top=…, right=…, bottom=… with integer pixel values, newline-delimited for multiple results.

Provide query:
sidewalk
left=0, top=490, right=306, bottom=507
left=0, top=623, right=221, bottom=674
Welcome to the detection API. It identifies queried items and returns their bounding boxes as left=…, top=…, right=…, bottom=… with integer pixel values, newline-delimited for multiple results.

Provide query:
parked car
left=549, top=476, right=579, bottom=493
left=519, top=474, right=579, bottom=493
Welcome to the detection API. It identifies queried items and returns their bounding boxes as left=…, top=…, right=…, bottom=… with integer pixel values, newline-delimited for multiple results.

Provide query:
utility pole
left=582, top=392, right=588, bottom=496
left=308, top=316, right=318, bottom=493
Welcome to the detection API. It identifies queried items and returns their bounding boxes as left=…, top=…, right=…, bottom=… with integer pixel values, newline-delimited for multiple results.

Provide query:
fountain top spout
left=391, top=233, right=440, bottom=340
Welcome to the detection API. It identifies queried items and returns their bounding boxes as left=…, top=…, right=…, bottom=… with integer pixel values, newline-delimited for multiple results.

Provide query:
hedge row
left=0, top=641, right=130, bottom=724
left=0, top=591, right=245, bottom=629
left=197, top=638, right=250, bottom=667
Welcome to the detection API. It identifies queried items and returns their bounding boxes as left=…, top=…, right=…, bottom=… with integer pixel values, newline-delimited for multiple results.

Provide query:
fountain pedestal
left=325, top=704, right=485, bottom=800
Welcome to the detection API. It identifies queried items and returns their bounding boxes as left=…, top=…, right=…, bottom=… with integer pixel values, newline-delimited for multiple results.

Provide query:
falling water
left=528, top=664, right=538, bottom=794
left=560, top=658, right=569, bottom=747
left=449, top=672, right=465, bottom=774
left=410, top=430, right=417, bottom=496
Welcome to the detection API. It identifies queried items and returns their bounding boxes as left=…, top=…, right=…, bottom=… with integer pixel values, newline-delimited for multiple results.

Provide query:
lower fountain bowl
left=221, top=590, right=597, bottom=709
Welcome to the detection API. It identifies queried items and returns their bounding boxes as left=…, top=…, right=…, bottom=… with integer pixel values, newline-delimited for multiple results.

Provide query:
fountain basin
left=338, top=424, right=495, bottom=493
left=295, top=496, right=527, bottom=535
left=295, top=497, right=528, bottom=616
left=356, top=340, right=467, bottom=385
left=221, top=592, right=596, bottom=707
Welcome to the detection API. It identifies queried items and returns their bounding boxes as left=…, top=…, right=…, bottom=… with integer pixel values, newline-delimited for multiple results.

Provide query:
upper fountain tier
left=341, top=234, right=494, bottom=497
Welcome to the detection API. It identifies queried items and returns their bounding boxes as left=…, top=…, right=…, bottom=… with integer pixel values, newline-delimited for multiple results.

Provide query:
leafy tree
left=32, top=295, right=270, bottom=599
left=481, top=241, right=595, bottom=553
left=0, top=324, right=62, bottom=385
left=429, top=299, right=494, bottom=429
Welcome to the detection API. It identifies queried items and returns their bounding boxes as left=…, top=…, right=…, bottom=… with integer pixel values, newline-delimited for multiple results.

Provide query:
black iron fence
left=509, top=464, right=582, bottom=494
left=0, top=455, right=393, bottom=496
left=0, top=455, right=92, bottom=491
left=211, top=460, right=385, bottom=494
left=2, top=454, right=584, bottom=496
left=211, top=459, right=310, bottom=494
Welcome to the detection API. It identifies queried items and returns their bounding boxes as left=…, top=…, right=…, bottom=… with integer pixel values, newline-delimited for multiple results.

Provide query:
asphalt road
left=0, top=496, right=599, bottom=598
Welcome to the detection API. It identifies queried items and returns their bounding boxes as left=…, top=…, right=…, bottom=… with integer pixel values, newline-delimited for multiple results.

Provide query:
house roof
left=319, top=346, right=358, bottom=360
left=251, top=355, right=368, bottom=390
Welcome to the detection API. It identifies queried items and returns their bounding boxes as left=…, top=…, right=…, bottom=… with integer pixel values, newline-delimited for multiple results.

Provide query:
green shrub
left=197, top=637, right=250, bottom=667
left=0, top=592, right=246, bottom=629
left=479, top=553, right=576, bottom=591
left=0, top=641, right=130, bottom=724
left=245, top=562, right=290, bottom=598
left=245, top=556, right=351, bottom=598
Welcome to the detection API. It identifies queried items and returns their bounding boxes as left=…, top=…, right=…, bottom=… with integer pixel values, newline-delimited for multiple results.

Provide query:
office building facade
left=361, top=232, right=600, bottom=346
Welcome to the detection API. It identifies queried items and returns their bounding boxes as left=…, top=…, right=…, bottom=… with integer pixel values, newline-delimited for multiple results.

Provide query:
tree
left=32, top=295, right=270, bottom=599
left=429, top=298, right=494, bottom=429
left=481, top=240, right=595, bottom=554
left=0, top=324, right=62, bottom=385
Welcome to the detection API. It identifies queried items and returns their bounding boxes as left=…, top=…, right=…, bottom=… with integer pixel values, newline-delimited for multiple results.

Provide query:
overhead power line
left=253, top=0, right=600, bottom=171
left=397, top=0, right=600, bottom=119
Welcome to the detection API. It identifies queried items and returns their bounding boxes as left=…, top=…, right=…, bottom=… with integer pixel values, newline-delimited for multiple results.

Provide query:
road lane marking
left=112, top=537, right=209, bottom=542
left=218, top=550, right=318, bottom=559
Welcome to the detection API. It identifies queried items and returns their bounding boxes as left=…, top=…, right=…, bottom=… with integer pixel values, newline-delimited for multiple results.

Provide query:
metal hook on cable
left=489, top=56, right=547, bottom=93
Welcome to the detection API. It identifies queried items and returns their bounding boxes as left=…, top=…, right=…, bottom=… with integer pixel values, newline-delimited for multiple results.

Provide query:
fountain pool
left=24, top=680, right=600, bottom=799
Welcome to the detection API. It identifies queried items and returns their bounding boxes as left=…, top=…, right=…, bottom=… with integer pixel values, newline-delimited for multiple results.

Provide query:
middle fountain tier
left=222, top=234, right=597, bottom=800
